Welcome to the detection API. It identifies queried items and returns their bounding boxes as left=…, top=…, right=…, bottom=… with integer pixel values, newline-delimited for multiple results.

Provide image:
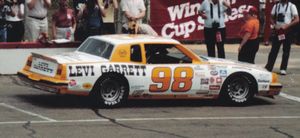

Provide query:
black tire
left=220, top=75, right=254, bottom=105
left=92, top=74, right=129, bottom=108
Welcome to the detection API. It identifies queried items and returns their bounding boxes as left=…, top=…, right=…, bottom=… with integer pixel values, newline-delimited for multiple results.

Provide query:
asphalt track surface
left=0, top=44, right=300, bottom=138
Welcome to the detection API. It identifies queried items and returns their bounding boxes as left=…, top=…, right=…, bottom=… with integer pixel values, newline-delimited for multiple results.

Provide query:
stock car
left=18, top=34, right=282, bottom=107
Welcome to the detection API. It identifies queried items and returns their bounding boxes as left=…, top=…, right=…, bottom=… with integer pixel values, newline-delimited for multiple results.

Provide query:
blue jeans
left=0, top=27, right=7, bottom=42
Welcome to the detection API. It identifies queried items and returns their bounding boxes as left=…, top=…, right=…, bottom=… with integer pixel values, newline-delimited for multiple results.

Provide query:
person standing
left=73, top=0, right=87, bottom=41
left=259, top=0, right=266, bottom=34
left=83, top=0, right=105, bottom=37
left=99, top=0, right=118, bottom=34
left=6, top=0, right=24, bottom=42
left=290, top=0, right=300, bottom=45
left=263, top=0, right=275, bottom=45
left=24, top=0, right=51, bottom=41
left=52, top=0, right=76, bottom=40
left=238, top=7, right=260, bottom=64
left=199, top=0, right=231, bottom=58
left=265, top=0, right=299, bottom=75
left=120, top=0, right=146, bottom=34
left=0, top=0, right=9, bottom=42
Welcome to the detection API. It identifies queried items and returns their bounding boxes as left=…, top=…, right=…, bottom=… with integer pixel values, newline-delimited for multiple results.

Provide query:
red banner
left=150, top=0, right=259, bottom=41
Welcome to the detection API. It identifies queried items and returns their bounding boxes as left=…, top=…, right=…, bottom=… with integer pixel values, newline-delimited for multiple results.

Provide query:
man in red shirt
left=238, top=7, right=260, bottom=64
left=52, top=0, right=76, bottom=40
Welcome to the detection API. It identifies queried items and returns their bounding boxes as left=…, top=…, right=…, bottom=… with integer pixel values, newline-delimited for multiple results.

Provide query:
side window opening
left=145, top=44, right=192, bottom=64
left=130, top=45, right=142, bottom=62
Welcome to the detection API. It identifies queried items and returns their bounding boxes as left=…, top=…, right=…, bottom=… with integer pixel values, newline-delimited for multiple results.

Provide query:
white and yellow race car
left=18, top=34, right=282, bottom=107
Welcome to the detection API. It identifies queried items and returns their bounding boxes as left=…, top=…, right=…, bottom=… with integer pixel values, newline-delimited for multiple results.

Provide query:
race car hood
left=201, top=56, right=268, bottom=71
left=49, top=51, right=109, bottom=64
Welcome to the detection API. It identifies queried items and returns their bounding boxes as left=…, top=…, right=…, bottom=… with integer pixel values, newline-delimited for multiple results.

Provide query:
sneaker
left=280, top=70, right=287, bottom=75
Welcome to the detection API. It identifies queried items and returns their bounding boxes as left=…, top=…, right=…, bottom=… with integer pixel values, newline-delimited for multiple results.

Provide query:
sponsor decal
left=258, top=79, right=270, bottom=83
left=131, top=85, right=145, bottom=90
left=32, top=60, right=54, bottom=74
left=219, top=70, right=227, bottom=77
left=216, top=65, right=227, bottom=69
left=216, top=77, right=222, bottom=84
left=119, top=49, right=127, bottom=57
left=258, top=74, right=271, bottom=80
left=210, top=70, right=218, bottom=76
left=208, top=90, right=219, bottom=94
left=200, top=78, right=209, bottom=85
left=195, top=72, right=205, bottom=77
left=82, top=83, right=93, bottom=89
left=210, top=77, right=215, bottom=83
left=209, top=85, right=221, bottom=90
left=132, top=90, right=144, bottom=97
left=194, top=65, right=204, bottom=70
left=209, top=65, right=217, bottom=70
left=101, top=64, right=146, bottom=76
left=69, top=79, right=77, bottom=87
left=69, top=65, right=95, bottom=77
left=260, top=84, right=268, bottom=90
left=200, top=85, right=209, bottom=90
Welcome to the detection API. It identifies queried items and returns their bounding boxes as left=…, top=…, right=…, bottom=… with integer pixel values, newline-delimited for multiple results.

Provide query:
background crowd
left=0, top=0, right=154, bottom=42
left=199, top=0, right=299, bottom=75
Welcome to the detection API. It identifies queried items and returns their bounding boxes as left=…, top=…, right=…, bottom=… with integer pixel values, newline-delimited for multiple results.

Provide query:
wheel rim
left=227, top=77, right=250, bottom=100
left=100, top=79, right=122, bottom=102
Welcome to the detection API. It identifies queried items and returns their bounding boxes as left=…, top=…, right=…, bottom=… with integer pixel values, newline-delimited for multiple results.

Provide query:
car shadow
left=15, top=94, right=276, bottom=109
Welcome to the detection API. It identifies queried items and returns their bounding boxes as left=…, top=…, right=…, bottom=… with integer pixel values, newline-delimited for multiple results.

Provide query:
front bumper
left=258, top=83, right=282, bottom=97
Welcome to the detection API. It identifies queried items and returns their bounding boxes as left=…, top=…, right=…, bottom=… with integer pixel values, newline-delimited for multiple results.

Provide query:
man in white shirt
left=120, top=0, right=146, bottom=34
left=199, top=0, right=231, bottom=58
left=24, top=0, right=51, bottom=41
left=265, top=0, right=299, bottom=75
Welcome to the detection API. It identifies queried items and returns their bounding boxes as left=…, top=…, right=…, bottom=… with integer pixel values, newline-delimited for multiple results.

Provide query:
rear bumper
left=258, top=83, right=282, bottom=96
left=18, top=72, right=68, bottom=94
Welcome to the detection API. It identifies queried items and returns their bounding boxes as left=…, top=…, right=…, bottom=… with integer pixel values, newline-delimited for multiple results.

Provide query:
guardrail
left=0, top=42, right=80, bottom=74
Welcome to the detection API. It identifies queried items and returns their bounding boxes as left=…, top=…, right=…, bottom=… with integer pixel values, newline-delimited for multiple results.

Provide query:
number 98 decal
left=149, top=67, right=194, bottom=92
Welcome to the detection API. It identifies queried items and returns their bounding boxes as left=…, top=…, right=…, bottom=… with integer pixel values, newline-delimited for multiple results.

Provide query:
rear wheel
left=92, top=74, right=128, bottom=108
left=221, top=75, right=254, bottom=105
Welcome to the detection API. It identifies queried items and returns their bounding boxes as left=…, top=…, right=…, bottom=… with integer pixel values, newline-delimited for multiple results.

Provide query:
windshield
left=77, top=38, right=114, bottom=59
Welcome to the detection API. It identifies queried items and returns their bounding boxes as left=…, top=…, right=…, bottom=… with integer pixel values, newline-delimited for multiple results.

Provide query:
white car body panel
left=18, top=34, right=280, bottom=102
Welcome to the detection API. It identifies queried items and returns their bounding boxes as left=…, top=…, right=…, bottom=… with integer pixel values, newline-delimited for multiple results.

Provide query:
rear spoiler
left=31, top=52, right=58, bottom=63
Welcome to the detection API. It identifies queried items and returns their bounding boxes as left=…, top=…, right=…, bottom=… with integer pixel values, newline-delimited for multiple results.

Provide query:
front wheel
left=92, top=75, right=128, bottom=108
left=221, top=75, right=254, bottom=105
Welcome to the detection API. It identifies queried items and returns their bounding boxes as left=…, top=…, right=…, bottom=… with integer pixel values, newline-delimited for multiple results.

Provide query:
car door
left=142, top=43, right=210, bottom=97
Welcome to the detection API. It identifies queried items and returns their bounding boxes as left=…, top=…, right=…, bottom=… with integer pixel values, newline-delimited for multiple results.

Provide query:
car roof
left=88, top=34, right=181, bottom=45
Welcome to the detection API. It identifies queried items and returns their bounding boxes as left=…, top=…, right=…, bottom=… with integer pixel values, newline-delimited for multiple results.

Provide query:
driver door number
left=149, top=67, right=193, bottom=92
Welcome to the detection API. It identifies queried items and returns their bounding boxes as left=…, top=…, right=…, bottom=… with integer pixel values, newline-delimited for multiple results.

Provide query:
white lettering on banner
left=162, top=21, right=197, bottom=38
left=228, top=5, right=249, bottom=21
left=161, top=1, right=251, bottom=39
left=167, top=2, right=200, bottom=21
left=167, top=3, right=187, bottom=21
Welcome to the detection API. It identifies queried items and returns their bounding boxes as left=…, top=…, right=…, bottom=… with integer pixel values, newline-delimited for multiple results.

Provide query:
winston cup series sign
left=150, top=0, right=259, bottom=41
